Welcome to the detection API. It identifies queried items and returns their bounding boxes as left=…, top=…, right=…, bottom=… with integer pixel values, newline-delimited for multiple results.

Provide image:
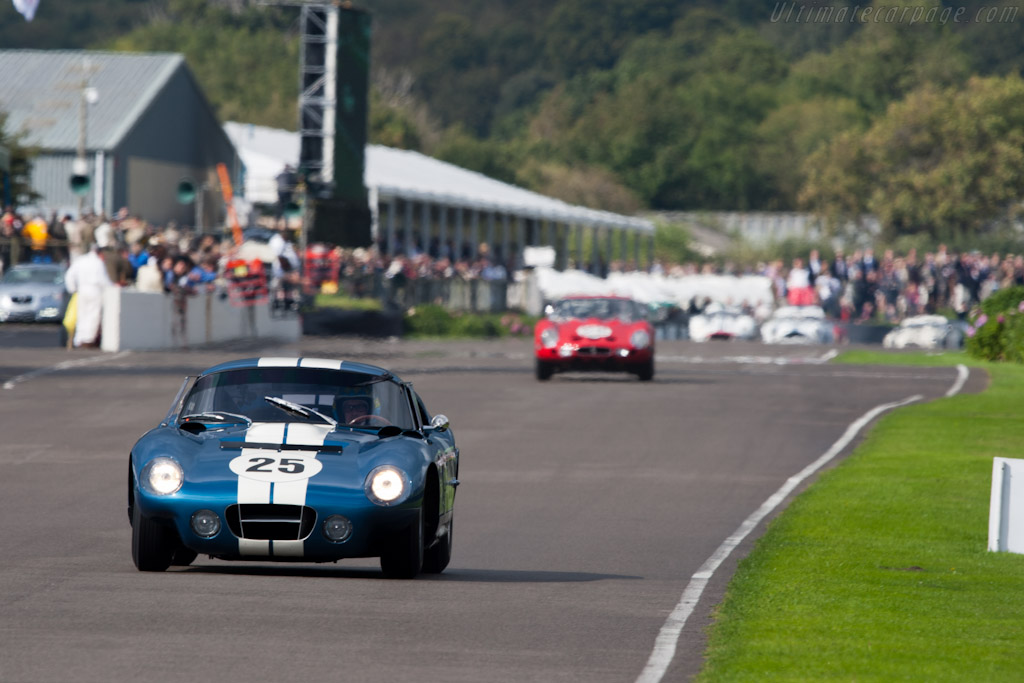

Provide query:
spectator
left=64, top=245, right=112, bottom=348
left=785, top=257, right=815, bottom=306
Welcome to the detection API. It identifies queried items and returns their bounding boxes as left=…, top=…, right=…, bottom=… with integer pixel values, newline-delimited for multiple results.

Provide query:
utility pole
left=70, top=58, right=99, bottom=217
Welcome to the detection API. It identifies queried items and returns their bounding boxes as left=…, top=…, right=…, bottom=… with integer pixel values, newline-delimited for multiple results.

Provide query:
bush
left=965, top=286, right=1024, bottom=362
left=403, top=304, right=453, bottom=337
left=402, top=306, right=537, bottom=339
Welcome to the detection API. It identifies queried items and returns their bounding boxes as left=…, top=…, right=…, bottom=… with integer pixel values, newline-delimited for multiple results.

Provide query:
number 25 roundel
left=229, top=453, right=324, bottom=483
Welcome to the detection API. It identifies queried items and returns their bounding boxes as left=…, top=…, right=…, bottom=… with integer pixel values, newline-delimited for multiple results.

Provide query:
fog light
left=558, top=344, right=575, bottom=358
left=323, top=515, right=353, bottom=543
left=190, top=509, right=221, bottom=537
left=618, top=348, right=630, bottom=357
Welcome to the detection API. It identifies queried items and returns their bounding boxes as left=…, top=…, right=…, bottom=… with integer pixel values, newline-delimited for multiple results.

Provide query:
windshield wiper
left=180, top=411, right=252, bottom=426
left=263, top=396, right=337, bottom=427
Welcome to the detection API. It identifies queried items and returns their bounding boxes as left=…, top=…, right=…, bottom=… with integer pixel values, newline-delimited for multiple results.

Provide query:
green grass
left=832, top=348, right=972, bottom=367
left=698, top=356, right=1024, bottom=682
left=314, top=293, right=383, bottom=311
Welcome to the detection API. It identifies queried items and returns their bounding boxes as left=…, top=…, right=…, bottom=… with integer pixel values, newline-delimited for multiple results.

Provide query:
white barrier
left=988, top=457, right=1024, bottom=553
left=100, top=288, right=301, bottom=352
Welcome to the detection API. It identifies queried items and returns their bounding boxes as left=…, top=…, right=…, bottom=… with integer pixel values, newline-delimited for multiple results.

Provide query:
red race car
left=534, top=295, right=655, bottom=381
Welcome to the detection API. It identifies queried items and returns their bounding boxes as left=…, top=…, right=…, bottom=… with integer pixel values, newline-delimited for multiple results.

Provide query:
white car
left=760, top=305, right=835, bottom=345
left=688, top=303, right=758, bottom=342
left=883, top=315, right=964, bottom=349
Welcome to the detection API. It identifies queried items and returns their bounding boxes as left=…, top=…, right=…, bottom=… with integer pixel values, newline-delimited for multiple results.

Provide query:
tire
left=636, top=358, right=654, bottom=381
left=380, top=510, right=424, bottom=579
left=422, top=516, right=453, bottom=574
left=536, top=359, right=553, bottom=381
left=131, top=502, right=175, bottom=572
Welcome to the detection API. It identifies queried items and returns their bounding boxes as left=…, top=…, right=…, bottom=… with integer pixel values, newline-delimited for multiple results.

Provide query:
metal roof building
left=224, top=121, right=655, bottom=270
left=0, top=49, right=240, bottom=227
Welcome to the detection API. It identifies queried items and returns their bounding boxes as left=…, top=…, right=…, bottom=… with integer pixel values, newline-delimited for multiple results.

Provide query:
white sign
left=988, top=457, right=1024, bottom=553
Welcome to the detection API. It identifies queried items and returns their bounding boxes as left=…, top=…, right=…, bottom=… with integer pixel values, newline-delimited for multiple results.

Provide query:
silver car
left=0, top=263, right=68, bottom=323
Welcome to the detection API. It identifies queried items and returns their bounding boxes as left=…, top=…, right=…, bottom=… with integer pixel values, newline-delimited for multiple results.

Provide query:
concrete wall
left=100, top=289, right=301, bottom=352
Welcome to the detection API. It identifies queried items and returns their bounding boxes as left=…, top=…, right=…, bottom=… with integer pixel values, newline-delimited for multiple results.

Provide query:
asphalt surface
left=0, top=326, right=986, bottom=683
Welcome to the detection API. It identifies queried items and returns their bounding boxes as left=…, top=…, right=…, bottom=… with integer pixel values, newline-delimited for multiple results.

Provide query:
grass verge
left=698, top=353, right=1024, bottom=682
left=314, top=293, right=383, bottom=311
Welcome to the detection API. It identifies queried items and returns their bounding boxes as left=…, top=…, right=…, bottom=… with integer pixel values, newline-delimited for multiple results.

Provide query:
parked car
left=760, top=305, right=836, bottom=345
left=0, top=263, right=67, bottom=323
left=534, top=295, right=655, bottom=380
left=883, top=315, right=965, bottom=349
left=128, top=357, right=459, bottom=579
left=688, top=302, right=758, bottom=342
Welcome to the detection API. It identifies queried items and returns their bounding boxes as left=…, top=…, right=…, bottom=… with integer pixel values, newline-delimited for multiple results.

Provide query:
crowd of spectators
left=3, top=203, right=1023, bottom=327
left=645, top=246, right=1024, bottom=323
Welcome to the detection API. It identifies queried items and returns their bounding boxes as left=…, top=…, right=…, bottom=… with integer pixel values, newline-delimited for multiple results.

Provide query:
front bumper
left=536, top=343, right=653, bottom=372
left=135, top=484, right=421, bottom=562
left=0, top=303, right=63, bottom=323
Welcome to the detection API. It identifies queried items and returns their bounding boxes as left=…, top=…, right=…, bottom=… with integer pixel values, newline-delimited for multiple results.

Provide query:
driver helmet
left=333, top=386, right=379, bottom=423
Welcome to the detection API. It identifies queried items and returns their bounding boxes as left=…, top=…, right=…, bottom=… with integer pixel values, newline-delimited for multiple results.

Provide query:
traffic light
left=70, top=174, right=90, bottom=196
left=70, top=157, right=90, bottom=196
left=283, top=200, right=302, bottom=219
left=176, top=178, right=197, bottom=204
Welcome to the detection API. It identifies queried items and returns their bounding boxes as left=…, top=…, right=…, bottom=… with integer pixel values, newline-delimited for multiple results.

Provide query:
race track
left=0, top=332, right=983, bottom=682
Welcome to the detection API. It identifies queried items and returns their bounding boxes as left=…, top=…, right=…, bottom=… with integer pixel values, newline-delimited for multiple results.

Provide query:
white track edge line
left=945, top=364, right=969, bottom=397
left=634, top=392, right=923, bottom=683
left=2, top=351, right=132, bottom=390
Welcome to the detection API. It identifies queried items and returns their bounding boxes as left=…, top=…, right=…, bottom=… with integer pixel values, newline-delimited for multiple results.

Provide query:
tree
left=801, top=75, right=1024, bottom=242
left=0, top=112, right=39, bottom=208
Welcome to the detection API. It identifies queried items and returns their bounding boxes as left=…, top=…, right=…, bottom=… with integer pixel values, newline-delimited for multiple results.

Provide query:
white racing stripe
left=273, top=423, right=332, bottom=506
left=236, top=421, right=332, bottom=557
left=635, top=393, right=926, bottom=683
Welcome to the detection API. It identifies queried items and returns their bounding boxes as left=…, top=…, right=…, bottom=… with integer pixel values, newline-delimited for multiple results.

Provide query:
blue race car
left=128, top=357, right=459, bottom=579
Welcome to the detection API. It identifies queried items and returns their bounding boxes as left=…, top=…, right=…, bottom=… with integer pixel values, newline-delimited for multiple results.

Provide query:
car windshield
left=180, top=367, right=415, bottom=429
left=1, top=267, right=63, bottom=285
left=551, top=298, right=642, bottom=322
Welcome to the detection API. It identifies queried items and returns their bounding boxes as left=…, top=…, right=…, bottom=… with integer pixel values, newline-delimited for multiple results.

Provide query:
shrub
left=965, top=287, right=1024, bottom=362
left=402, top=306, right=538, bottom=338
left=403, top=304, right=453, bottom=337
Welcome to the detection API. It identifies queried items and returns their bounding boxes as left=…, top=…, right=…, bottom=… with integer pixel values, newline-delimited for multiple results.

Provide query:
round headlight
left=323, top=515, right=353, bottom=543
left=144, top=457, right=183, bottom=495
left=540, top=327, right=559, bottom=349
left=630, top=329, right=651, bottom=349
left=190, top=509, right=221, bottom=537
left=364, top=465, right=409, bottom=506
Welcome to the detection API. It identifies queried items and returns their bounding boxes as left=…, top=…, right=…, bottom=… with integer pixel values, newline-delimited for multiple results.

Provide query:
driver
left=334, top=396, right=371, bottom=424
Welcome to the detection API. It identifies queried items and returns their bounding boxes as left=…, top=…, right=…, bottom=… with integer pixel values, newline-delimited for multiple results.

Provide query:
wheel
left=636, top=358, right=654, bottom=381
left=422, top=516, right=453, bottom=574
left=131, top=502, right=176, bottom=572
left=380, top=510, right=424, bottom=579
left=536, top=359, right=553, bottom=381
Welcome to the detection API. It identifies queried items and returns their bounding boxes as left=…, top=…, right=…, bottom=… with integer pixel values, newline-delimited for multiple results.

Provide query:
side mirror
left=544, top=304, right=554, bottom=316
left=429, top=414, right=450, bottom=432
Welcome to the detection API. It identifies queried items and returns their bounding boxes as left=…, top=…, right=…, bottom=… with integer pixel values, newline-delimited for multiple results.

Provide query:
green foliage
left=103, top=3, right=300, bottom=130
left=403, top=304, right=453, bottom=337
left=803, top=75, right=1024, bottom=241
left=314, top=293, right=382, bottom=311
left=433, top=128, right=521, bottom=186
left=0, top=112, right=40, bottom=207
left=402, top=304, right=536, bottom=339
left=14, top=0, right=1024, bottom=222
left=965, top=286, right=1024, bottom=362
left=652, top=221, right=701, bottom=265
